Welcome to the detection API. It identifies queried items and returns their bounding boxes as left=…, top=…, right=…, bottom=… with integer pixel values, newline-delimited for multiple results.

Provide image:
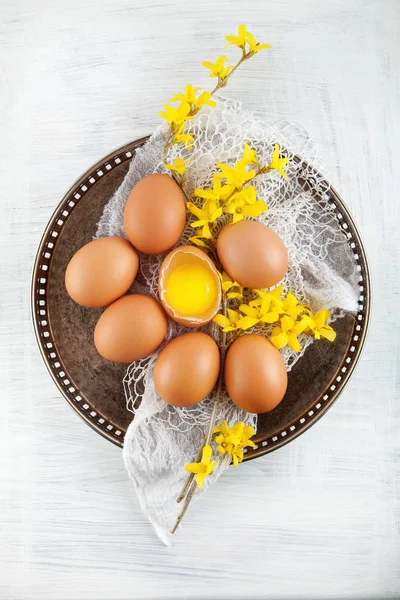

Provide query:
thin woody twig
left=176, top=446, right=203, bottom=503
left=171, top=479, right=197, bottom=534
left=162, top=53, right=250, bottom=170
left=171, top=297, right=227, bottom=533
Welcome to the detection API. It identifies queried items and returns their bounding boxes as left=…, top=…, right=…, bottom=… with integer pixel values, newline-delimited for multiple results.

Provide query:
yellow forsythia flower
left=164, top=157, right=192, bottom=178
left=159, top=101, right=192, bottom=128
left=226, top=185, right=257, bottom=208
left=216, top=158, right=255, bottom=187
left=281, top=291, right=309, bottom=320
left=213, top=308, right=242, bottom=332
left=242, top=141, right=259, bottom=166
left=267, top=143, right=289, bottom=178
left=218, top=271, right=244, bottom=300
left=226, top=24, right=272, bottom=56
left=307, top=310, right=337, bottom=342
left=214, top=287, right=313, bottom=342
left=213, top=420, right=256, bottom=467
left=202, top=55, right=234, bottom=80
left=244, top=29, right=272, bottom=56
left=194, top=91, right=217, bottom=110
left=225, top=201, right=268, bottom=223
left=173, top=123, right=194, bottom=149
left=187, top=199, right=222, bottom=239
left=170, top=84, right=217, bottom=111
left=238, top=294, right=282, bottom=329
left=169, top=84, right=200, bottom=104
left=224, top=186, right=267, bottom=223
left=193, top=175, right=232, bottom=206
left=270, top=314, right=310, bottom=352
left=225, top=23, right=248, bottom=49
left=250, top=285, right=284, bottom=308
left=213, top=294, right=280, bottom=332
left=188, top=236, right=210, bottom=248
left=184, top=444, right=216, bottom=489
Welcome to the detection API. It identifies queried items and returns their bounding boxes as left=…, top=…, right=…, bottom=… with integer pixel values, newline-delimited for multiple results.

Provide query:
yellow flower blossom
left=213, top=420, right=256, bottom=466
left=270, top=314, right=310, bottom=352
left=226, top=24, right=272, bottom=56
left=216, top=158, right=255, bottom=187
left=223, top=184, right=268, bottom=223
left=306, top=310, right=337, bottom=342
left=230, top=420, right=256, bottom=450
left=224, top=195, right=268, bottom=223
left=194, top=91, right=217, bottom=110
left=213, top=419, right=231, bottom=442
left=238, top=294, right=281, bottom=329
left=244, top=29, right=272, bottom=55
left=169, top=84, right=200, bottom=105
left=231, top=447, right=244, bottom=466
left=159, top=101, right=193, bottom=129
left=225, top=23, right=248, bottom=50
left=214, top=293, right=282, bottom=333
left=187, top=200, right=222, bottom=239
left=184, top=444, right=216, bottom=489
left=267, top=143, right=289, bottom=178
left=213, top=308, right=242, bottom=332
left=170, top=84, right=217, bottom=111
left=193, top=175, right=232, bottom=206
left=188, top=236, right=211, bottom=248
left=242, top=141, right=259, bottom=166
left=250, top=285, right=284, bottom=307
left=164, top=157, right=192, bottom=178
left=281, top=291, right=308, bottom=320
left=218, top=271, right=244, bottom=300
left=202, top=55, right=234, bottom=80
left=173, top=123, right=194, bottom=149
left=228, top=185, right=257, bottom=206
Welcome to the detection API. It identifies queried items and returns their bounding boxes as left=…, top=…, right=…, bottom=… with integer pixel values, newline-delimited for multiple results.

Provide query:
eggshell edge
left=158, top=245, right=222, bottom=328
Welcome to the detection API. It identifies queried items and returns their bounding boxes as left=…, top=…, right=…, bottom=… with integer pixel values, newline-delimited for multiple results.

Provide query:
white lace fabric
left=96, top=98, right=359, bottom=545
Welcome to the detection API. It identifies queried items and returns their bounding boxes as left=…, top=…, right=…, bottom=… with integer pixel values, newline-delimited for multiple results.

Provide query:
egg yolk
left=165, top=263, right=218, bottom=317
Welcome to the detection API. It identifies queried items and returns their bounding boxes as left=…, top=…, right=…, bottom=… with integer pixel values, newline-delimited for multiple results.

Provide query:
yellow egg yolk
left=165, top=263, right=218, bottom=317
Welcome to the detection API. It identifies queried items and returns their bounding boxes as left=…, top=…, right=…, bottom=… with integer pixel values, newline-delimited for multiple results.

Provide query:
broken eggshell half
left=158, top=245, right=222, bottom=328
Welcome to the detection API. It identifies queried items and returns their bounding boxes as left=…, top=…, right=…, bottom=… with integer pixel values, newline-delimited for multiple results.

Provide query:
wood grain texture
left=1, top=0, right=399, bottom=598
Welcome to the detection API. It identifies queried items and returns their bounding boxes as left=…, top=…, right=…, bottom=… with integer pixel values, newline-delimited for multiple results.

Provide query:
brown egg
left=217, top=220, right=288, bottom=289
left=225, top=334, right=288, bottom=413
left=94, top=294, right=168, bottom=363
left=124, top=174, right=186, bottom=254
left=65, top=237, right=139, bottom=307
left=158, top=246, right=221, bottom=328
left=154, top=332, right=220, bottom=407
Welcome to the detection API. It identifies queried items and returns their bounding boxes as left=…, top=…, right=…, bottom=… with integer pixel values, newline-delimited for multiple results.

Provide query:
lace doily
left=96, top=98, right=359, bottom=545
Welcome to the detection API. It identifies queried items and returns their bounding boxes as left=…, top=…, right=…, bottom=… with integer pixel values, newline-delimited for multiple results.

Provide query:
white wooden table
left=1, top=1, right=399, bottom=598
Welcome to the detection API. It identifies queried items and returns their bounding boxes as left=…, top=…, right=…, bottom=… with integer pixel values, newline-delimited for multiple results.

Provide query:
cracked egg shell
left=158, top=245, right=222, bottom=328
